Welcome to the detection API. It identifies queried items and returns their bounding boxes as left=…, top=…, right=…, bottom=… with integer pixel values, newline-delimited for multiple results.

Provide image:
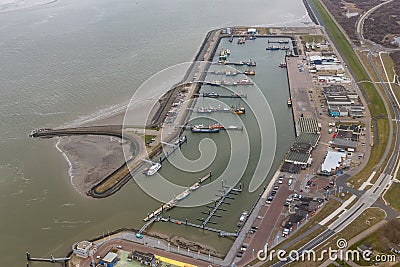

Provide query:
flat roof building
left=331, top=137, right=358, bottom=150
left=320, top=150, right=346, bottom=175
left=72, top=241, right=93, bottom=258
left=101, top=252, right=119, bottom=267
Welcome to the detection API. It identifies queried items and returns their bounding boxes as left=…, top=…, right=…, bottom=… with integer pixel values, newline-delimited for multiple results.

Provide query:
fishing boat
left=244, top=69, right=255, bottom=76
left=231, top=105, right=245, bottom=115
left=237, top=211, right=248, bottom=227
left=246, top=59, right=256, bottom=66
left=144, top=163, right=161, bottom=176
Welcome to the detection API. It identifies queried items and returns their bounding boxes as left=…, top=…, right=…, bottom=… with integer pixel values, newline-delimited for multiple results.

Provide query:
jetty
left=197, top=93, right=247, bottom=99
left=159, top=217, right=238, bottom=237
left=26, top=252, right=70, bottom=265
left=143, top=172, right=212, bottom=222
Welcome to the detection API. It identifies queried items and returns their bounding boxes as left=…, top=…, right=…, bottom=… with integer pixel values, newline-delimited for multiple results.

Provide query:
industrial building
left=330, top=137, right=358, bottom=151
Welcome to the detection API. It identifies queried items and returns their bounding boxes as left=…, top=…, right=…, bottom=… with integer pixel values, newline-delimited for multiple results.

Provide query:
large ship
left=191, top=124, right=220, bottom=133
left=237, top=210, right=248, bottom=227
left=143, top=163, right=161, bottom=176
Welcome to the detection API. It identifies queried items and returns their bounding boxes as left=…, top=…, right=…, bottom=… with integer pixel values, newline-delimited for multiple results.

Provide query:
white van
left=288, top=178, right=293, bottom=186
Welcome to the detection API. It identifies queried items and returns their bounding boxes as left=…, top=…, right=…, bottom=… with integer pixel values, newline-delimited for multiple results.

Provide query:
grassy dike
left=310, top=0, right=389, bottom=188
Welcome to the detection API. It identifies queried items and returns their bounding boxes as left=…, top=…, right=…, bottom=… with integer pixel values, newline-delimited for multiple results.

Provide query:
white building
left=72, top=240, right=93, bottom=258
left=320, top=150, right=346, bottom=175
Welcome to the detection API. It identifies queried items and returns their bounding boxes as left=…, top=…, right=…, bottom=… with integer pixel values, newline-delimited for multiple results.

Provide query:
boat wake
left=58, top=102, right=128, bottom=129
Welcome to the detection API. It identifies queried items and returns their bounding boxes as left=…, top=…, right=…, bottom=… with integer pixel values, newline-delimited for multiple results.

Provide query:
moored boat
left=287, top=98, right=292, bottom=107
left=266, top=45, right=280, bottom=51
left=244, top=69, right=255, bottom=75
left=191, top=124, right=220, bottom=133
left=236, top=78, right=253, bottom=85
left=144, top=163, right=161, bottom=176
left=237, top=210, right=248, bottom=227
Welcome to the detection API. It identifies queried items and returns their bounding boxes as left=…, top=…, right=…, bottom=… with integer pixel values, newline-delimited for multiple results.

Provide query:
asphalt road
left=266, top=2, right=400, bottom=266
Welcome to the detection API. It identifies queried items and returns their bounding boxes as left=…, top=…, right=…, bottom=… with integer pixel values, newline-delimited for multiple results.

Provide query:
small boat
left=144, top=163, right=161, bottom=176
left=280, top=46, right=290, bottom=50
left=236, top=78, right=253, bottom=85
left=226, top=125, right=239, bottom=130
left=278, top=40, right=289, bottom=44
left=237, top=210, right=248, bottom=227
left=231, top=92, right=246, bottom=98
left=231, top=105, right=245, bottom=115
left=210, top=123, right=225, bottom=129
left=225, top=70, right=239, bottom=76
left=237, top=37, right=246, bottom=44
left=229, top=35, right=234, bottom=42
left=266, top=45, right=280, bottom=51
left=197, top=107, right=213, bottom=113
left=175, top=189, right=190, bottom=201
left=203, top=92, right=219, bottom=98
left=279, top=62, right=287, bottom=68
left=287, top=98, right=292, bottom=107
left=244, top=69, right=255, bottom=76
left=246, top=59, right=256, bottom=66
left=233, top=61, right=244, bottom=66
left=210, top=80, right=222, bottom=86
left=190, top=182, right=201, bottom=191
left=226, top=49, right=231, bottom=55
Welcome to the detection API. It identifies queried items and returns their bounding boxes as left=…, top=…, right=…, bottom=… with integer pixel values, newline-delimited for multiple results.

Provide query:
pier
left=197, top=93, right=247, bottom=99
left=143, top=172, right=212, bottom=222
left=26, top=252, right=70, bottom=265
left=199, top=182, right=242, bottom=227
left=159, top=217, right=238, bottom=237
left=158, top=135, right=187, bottom=163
